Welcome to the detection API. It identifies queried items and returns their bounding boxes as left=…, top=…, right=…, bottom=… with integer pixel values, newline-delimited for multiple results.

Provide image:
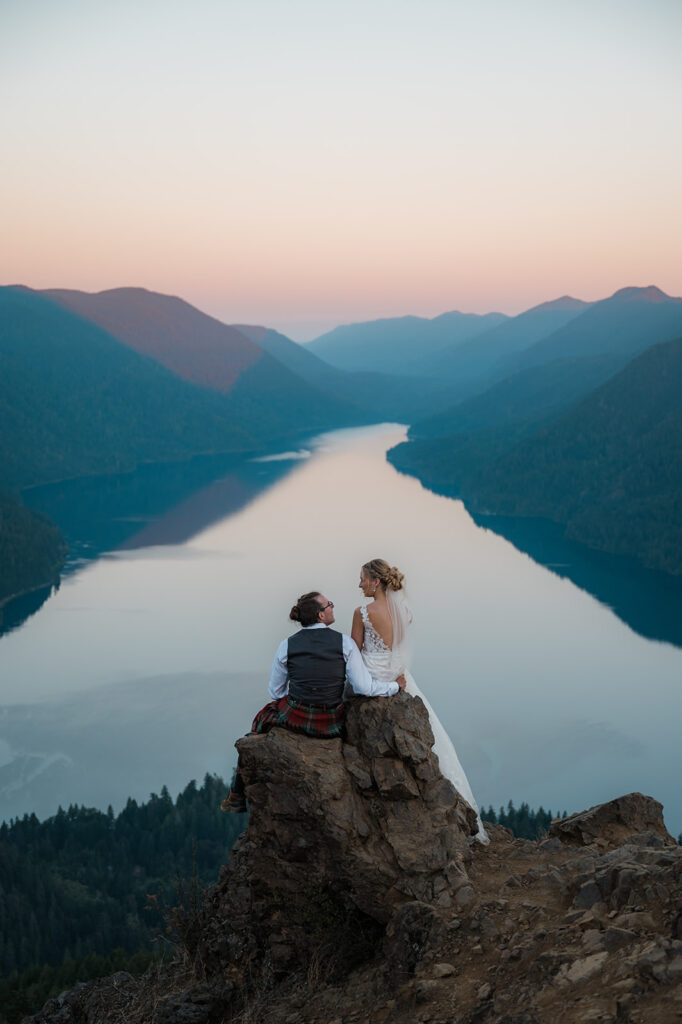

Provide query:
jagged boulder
left=197, top=693, right=477, bottom=977
left=549, top=793, right=676, bottom=850
left=239, top=694, right=476, bottom=911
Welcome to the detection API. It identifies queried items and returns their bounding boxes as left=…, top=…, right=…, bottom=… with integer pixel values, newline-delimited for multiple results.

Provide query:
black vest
left=287, top=627, right=346, bottom=705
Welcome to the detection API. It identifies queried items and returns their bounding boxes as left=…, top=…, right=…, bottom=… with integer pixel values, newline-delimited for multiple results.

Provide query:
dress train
left=405, top=671, right=488, bottom=843
left=359, top=603, right=488, bottom=843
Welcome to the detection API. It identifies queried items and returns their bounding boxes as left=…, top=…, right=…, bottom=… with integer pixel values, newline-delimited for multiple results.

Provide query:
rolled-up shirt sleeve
left=268, top=639, right=289, bottom=699
left=343, top=636, right=399, bottom=697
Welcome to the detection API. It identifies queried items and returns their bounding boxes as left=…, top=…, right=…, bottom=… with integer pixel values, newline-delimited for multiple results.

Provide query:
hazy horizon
left=2, top=0, right=680, bottom=339
left=6, top=280, right=679, bottom=344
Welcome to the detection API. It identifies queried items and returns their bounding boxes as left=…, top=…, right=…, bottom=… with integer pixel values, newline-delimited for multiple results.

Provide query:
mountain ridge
left=306, top=310, right=508, bottom=374
left=40, top=286, right=362, bottom=438
left=0, top=287, right=255, bottom=491
left=390, top=335, right=682, bottom=576
left=496, top=284, right=682, bottom=378
left=610, top=284, right=679, bottom=303
left=417, top=294, right=593, bottom=388
left=43, top=286, right=264, bottom=392
left=234, top=322, right=462, bottom=421
left=467, top=335, right=682, bottom=574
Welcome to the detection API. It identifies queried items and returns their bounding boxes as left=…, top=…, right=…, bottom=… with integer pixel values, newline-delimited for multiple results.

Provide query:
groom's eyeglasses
left=319, top=601, right=334, bottom=611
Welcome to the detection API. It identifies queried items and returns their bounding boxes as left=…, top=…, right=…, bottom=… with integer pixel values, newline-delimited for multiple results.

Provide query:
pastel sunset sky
left=3, top=0, right=681, bottom=339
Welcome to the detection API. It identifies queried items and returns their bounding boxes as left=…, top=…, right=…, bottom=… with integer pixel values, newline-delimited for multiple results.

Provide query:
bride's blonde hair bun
left=363, top=558, right=404, bottom=592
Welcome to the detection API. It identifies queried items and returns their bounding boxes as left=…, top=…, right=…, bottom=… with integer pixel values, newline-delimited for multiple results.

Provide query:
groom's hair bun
left=290, top=591, right=323, bottom=627
left=363, top=559, right=404, bottom=592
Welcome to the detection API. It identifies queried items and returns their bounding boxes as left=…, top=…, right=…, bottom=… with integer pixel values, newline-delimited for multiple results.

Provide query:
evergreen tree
left=0, top=774, right=244, bottom=980
left=481, top=799, right=568, bottom=840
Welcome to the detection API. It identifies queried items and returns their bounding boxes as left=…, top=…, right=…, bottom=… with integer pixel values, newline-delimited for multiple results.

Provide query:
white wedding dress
left=360, top=598, right=488, bottom=844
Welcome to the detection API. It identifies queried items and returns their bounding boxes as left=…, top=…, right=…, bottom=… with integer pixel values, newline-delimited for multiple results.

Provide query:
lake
left=2, top=424, right=681, bottom=835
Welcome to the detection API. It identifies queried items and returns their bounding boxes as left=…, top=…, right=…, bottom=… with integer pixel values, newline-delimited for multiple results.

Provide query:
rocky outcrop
left=196, top=693, right=477, bottom=980
left=236, top=694, right=476, bottom=914
left=25, top=697, right=682, bottom=1024
left=549, top=792, right=676, bottom=850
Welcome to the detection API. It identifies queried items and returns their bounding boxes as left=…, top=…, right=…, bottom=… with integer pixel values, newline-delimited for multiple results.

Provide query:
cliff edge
left=26, top=694, right=682, bottom=1024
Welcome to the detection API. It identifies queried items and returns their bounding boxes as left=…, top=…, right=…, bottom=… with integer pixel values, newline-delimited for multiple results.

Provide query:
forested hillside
left=0, top=493, right=66, bottom=605
left=499, top=285, right=682, bottom=378
left=412, top=353, right=624, bottom=441
left=419, top=295, right=589, bottom=383
left=391, top=337, right=682, bottom=575
left=43, top=287, right=362, bottom=440
left=0, top=288, right=253, bottom=491
left=387, top=352, right=628, bottom=502
left=236, top=323, right=457, bottom=420
left=0, top=774, right=244, bottom=1022
left=469, top=337, right=682, bottom=574
left=0, top=286, right=370, bottom=605
left=0, top=776, right=591, bottom=1024
left=0, top=775, right=242, bottom=977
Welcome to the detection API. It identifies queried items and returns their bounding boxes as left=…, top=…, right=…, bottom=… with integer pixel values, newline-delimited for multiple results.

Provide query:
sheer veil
left=385, top=585, right=490, bottom=844
left=386, top=587, right=413, bottom=675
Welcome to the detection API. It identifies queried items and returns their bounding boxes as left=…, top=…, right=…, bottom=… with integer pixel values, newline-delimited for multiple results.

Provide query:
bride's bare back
left=351, top=565, right=394, bottom=652
left=351, top=600, right=393, bottom=652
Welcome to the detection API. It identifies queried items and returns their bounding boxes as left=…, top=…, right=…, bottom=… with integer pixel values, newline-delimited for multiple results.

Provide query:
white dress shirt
left=268, top=623, right=399, bottom=700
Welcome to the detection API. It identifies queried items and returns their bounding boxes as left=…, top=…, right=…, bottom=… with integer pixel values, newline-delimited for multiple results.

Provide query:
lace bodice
left=361, top=604, right=391, bottom=655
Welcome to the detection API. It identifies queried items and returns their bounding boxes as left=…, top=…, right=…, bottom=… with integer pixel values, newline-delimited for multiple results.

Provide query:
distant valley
left=306, top=284, right=682, bottom=577
left=384, top=286, right=682, bottom=576
left=1, top=281, right=682, bottom=613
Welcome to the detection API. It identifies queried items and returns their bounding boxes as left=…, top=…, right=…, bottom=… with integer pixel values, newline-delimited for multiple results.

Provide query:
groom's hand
left=396, top=674, right=407, bottom=690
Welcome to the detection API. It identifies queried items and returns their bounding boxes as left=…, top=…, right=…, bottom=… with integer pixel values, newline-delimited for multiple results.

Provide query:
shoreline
left=0, top=574, right=60, bottom=612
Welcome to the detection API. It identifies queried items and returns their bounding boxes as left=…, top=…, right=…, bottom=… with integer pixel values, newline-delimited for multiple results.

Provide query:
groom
left=222, top=590, right=405, bottom=811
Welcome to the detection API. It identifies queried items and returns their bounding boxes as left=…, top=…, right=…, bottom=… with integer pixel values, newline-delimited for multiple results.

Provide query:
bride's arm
left=351, top=607, right=364, bottom=650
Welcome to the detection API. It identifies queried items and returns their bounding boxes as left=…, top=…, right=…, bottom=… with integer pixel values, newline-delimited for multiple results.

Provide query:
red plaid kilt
left=251, top=696, right=345, bottom=739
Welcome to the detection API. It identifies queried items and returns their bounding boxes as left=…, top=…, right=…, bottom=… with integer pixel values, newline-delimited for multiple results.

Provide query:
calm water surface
left=2, top=425, right=681, bottom=834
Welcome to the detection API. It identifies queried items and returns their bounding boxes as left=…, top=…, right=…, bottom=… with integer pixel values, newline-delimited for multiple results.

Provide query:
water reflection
left=1, top=450, right=307, bottom=638
left=1, top=425, right=681, bottom=836
left=24, top=451, right=304, bottom=565
left=0, top=583, right=57, bottom=637
left=470, top=513, right=682, bottom=649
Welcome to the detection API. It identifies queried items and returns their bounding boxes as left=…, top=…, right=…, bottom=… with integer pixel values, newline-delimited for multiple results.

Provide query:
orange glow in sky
left=2, top=0, right=681, bottom=338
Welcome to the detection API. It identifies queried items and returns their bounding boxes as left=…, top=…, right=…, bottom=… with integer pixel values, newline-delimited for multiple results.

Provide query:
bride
left=351, top=558, right=489, bottom=844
